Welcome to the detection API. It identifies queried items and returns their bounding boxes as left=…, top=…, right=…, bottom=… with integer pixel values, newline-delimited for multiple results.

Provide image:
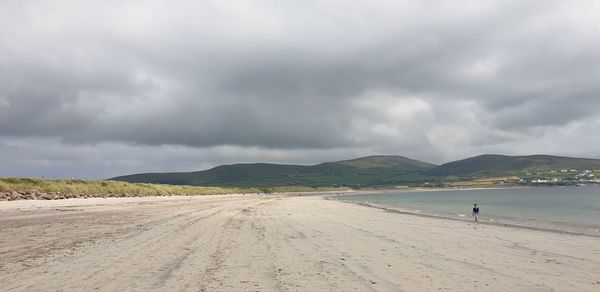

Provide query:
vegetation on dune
left=0, top=177, right=256, bottom=196
left=0, top=177, right=349, bottom=198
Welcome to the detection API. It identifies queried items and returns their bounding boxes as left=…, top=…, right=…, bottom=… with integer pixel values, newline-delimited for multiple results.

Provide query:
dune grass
left=0, top=177, right=349, bottom=197
left=0, top=177, right=261, bottom=196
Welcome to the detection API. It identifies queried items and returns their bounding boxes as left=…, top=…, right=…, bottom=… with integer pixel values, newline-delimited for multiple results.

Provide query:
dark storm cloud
left=1, top=0, right=599, bottom=177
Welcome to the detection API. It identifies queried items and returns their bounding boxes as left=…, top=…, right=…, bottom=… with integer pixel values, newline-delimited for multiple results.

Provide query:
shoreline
left=3, top=188, right=595, bottom=238
left=329, top=196, right=600, bottom=238
left=0, top=184, right=538, bottom=202
left=3, top=190, right=594, bottom=238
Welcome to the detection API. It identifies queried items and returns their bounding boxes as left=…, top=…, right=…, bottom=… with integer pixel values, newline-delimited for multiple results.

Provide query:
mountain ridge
left=111, top=155, right=437, bottom=187
left=430, top=154, right=600, bottom=177
left=110, top=154, right=600, bottom=188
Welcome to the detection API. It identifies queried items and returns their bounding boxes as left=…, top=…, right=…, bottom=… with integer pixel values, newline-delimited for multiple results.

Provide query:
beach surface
left=1, top=194, right=599, bottom=291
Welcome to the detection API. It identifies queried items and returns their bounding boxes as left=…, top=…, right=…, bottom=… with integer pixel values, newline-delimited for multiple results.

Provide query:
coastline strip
left=327, top=195, right=600, bottom=238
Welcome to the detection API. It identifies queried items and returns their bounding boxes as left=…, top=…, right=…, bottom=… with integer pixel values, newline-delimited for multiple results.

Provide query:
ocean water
left=336, top=186, right=600, bottom=235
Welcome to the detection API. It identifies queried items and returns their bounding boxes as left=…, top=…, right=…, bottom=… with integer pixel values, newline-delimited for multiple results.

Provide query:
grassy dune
left=0, top=177, right=259, bottom=196
left=0, top=177, right=349, bottom=198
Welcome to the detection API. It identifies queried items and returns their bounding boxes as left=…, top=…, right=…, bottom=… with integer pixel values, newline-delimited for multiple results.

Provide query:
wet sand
left=1, top=194, right=599, bottom=291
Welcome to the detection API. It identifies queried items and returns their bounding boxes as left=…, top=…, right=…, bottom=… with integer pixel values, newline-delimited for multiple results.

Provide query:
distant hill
left=111, top=154, right=600, bottom=188
left=428, top=154, right=600, bottom=177
left=110, top=155, right=437, bottom=188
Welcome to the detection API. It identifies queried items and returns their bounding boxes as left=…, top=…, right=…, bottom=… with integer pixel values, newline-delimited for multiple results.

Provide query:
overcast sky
left=1, top=0, right=600, bottom=178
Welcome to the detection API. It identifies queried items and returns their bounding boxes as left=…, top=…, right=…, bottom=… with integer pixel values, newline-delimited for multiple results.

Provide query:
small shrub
left=0, top=181, right=10, bottom=191
left=3, top=177, right=41, bottom=185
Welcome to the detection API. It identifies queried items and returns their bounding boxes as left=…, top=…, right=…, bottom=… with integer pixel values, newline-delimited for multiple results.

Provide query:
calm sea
left=336, top=186, right=600, bottom=235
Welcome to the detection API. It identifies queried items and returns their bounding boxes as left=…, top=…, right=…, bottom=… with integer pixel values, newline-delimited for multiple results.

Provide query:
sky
left=1, top=0, right=600, bottom=179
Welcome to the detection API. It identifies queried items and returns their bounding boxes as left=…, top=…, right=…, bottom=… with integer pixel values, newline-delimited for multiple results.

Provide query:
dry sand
left=1, top=194, right=599, bottom=291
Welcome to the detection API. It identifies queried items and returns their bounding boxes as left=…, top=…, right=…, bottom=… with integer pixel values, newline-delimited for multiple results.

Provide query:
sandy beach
left=1, top=194, right=599, bottom=291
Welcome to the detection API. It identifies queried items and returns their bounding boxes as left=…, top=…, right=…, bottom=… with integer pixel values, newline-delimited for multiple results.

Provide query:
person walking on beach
left=472, top=203, right=480, bottom=224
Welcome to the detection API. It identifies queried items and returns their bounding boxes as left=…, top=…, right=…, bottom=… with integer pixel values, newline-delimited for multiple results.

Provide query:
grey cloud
left=1, top=0, right=599, bottom=178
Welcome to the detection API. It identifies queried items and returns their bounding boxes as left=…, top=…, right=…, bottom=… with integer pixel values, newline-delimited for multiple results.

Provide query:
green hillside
left=335, top=155, right=436, bottom=170
left=111, top=155, right=437, bottom=188
left=111, top=154, right=600, bottom=188
left=428, top=154, right=600, bottom=177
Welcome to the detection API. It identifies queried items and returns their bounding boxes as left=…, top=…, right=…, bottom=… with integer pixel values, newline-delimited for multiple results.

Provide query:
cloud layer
left=1, top=0, right=599, bottom=178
